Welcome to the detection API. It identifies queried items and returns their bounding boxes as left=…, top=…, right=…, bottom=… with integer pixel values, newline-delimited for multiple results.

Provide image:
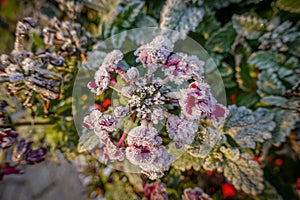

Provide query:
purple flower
left=163, top=53, right=204, bottom=85
left=166, top=115, right=198, bottom=149
left=103, top=140, right=125, bottom=163
left=82, top=109, right=103, bottom=130
left=87, top=68, right=111, bottom=95
left=0, top=129, right=18, bottom=149
left=179, top=80, right=227, bottom=124
left=26, top=148, right=47, bottom=164
left=182, top=187, right=212, bottom=200
left=142, top=180, right=168, bottom=200
left=101, top=50, right=123, bottom=71
left=126, top=126, right=173, bottom=180
left=135, top=36, right=174, bottom=70
left=12, top=139, right=47, bottom=165
left=94, top=114, right=118, bottom=133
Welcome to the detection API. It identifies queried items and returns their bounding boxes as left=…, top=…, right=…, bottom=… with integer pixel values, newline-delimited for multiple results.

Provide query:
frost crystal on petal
left=126, top=126, right=173, bottom=179
left=134, top=36, right=174, bottom=70
left=163, top=53, right=204, bottom=85
left=101, top=49, right=123, bottom=71
left=179, top=80, right=224, bottom=121
left=87, top=68, right=110, bottom=95
left=82, top=109, right=103, bottom=130
left=166, top=114, right=198, bottom=149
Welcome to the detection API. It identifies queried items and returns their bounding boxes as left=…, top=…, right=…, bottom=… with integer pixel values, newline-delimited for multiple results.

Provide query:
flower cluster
left=82, top=35, right=227, bottom=180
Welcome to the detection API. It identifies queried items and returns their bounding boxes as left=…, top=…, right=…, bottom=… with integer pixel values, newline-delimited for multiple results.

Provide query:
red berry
left=222, top=183, right=236, bottom=198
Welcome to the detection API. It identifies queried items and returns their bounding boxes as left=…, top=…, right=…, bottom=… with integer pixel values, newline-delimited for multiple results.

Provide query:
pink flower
left=125, top=126, right=173, bottom=180
left=87, top=68, right=110, bottom=95
left=179, top=80, right=227, bottom=124
left=166, top=114, right=198, bottom=149
left=163, top=53, right=204, bottom=85
left=135, top=36, right=174, bottom=70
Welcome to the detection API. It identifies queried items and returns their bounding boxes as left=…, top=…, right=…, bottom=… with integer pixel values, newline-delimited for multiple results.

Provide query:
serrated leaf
left=260, top=96, right=288, bottom=106
left=120, top=1, right=145, bottom=28
left=205, top=23, right=237, bottom=53
left=160, top=0, right=204, bottom=41
left=223, top=105, right=275, bottom=149
left=271, top=109, right=300, bottom=145
left=277, top=0, right=300, bottom=14
left=232, top=14, right=268, bottom=39
left=248, top=51, right=283, bottom=71
left=257, top=70, right=286, bottom=97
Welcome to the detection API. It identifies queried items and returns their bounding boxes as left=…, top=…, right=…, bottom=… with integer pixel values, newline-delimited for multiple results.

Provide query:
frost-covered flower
left=179, top=80, right=227, bottom=124
left=182, top=187, right=212, bottom=200
left=167, top=115, right=198, bottom=149
left=87, top=68, right=111, bottom=95
left=82, top=109, right=103, bottom=130
left=135, top=36, right=174, bottom=70
left=142, top=180, right=168, bottom=200
left=101, top=50, right=123, bottom=71
left=126, top=126, right=173, bottom=179
left=82, top=35, right=226, bottom=180
left=163, top=53, right=204, bottom=85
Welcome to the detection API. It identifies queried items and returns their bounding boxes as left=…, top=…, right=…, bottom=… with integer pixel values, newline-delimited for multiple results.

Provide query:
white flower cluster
left=83, top=35, right=227, bottom=179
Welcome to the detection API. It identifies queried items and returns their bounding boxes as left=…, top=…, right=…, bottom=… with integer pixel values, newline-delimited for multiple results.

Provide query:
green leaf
left=271, top=108, right=300, bottom=145
left=232, top=14, right=268, bottom=39
left=260, top=96, right=288, bottom=106
left=248, top=51, right=283, bottom=71
left=287, top=37, right=300, bottom=58
left=252, top=181, right=283, bottom=200
left=277, top=0, right=300, bottom=13
left=236, top=92, right=260, bottom=107
left=196, top=13, right=221, bottom=40
left=160, top=0, right=205, bottom=40
left=206, top=23, right=237, bottom=53
left=119, top=1, right=145, bottom=28
left=204, top=0, right=242, bottom=9
left=257, top=70, right=286, bottom=97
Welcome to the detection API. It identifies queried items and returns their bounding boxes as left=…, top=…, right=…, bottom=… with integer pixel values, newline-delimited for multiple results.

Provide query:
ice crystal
left=223, top=105, right=275, bottom=149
